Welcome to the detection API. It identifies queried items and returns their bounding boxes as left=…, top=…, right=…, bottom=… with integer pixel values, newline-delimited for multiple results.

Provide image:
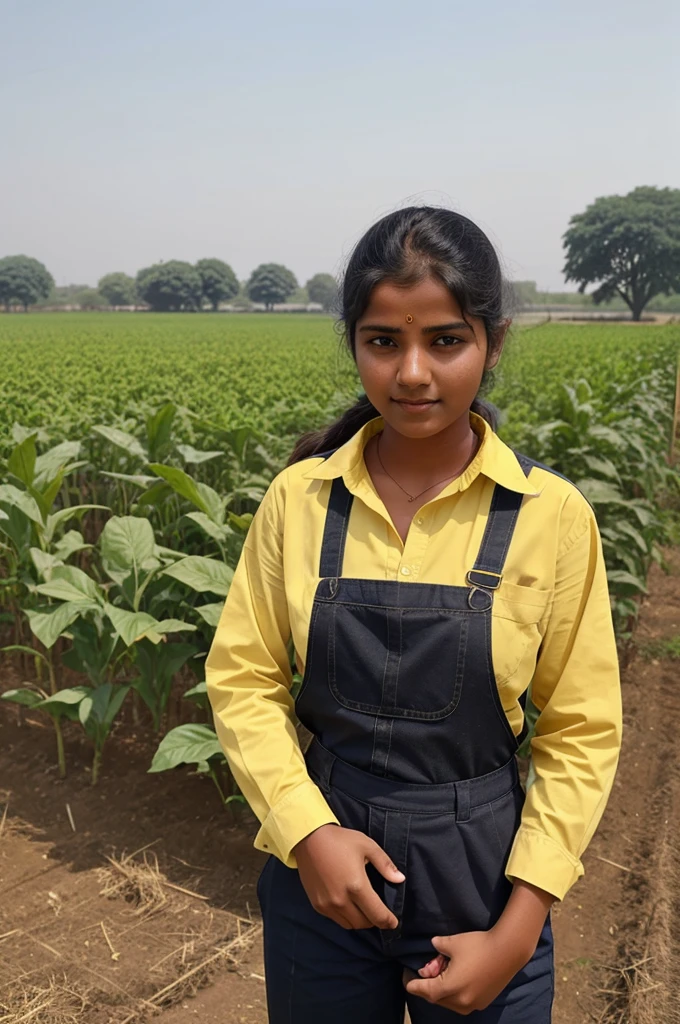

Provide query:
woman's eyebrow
left=358, top=320, right=472, bottom=334
left=422, top=321, right=472, bottom=333
left=358, top=324, right=403, bottom=333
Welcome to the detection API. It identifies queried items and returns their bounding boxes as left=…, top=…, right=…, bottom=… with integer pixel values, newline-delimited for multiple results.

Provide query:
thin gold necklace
left=375, top=431, right=476, bottom=503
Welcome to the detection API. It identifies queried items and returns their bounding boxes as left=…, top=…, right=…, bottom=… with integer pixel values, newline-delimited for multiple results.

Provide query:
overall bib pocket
left=327, top=603, right=471, bottom=719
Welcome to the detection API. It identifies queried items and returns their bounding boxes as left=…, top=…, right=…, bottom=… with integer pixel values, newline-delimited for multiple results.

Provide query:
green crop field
left=0, top=313, right=358, bottom=445
left=0, top=312, right=679, bottom=791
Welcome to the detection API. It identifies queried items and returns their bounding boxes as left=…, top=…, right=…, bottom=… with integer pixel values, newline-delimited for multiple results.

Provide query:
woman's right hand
left=293, top=823, right=405, bottom=930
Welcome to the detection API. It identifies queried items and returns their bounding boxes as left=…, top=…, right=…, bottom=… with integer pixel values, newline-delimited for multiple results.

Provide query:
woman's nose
left=396, top=348, right=432, bottom=386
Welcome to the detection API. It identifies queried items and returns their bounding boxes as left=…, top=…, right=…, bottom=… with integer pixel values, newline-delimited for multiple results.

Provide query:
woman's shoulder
left=265, top=450, right=335, bottom=504
left=513, top=451, right=598, bottom=545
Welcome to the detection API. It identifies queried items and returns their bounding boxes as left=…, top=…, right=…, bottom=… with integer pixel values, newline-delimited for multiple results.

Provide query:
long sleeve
left=505, top=496, right=623, bottom=900
left=205, top=475, right=339, bottom=866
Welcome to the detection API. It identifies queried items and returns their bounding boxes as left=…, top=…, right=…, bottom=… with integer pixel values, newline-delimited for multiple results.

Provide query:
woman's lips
left=393, top=399, right=439, bottom=413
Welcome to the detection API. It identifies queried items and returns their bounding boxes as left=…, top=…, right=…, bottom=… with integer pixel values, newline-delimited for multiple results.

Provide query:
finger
left=430, top=935, right=456, bottom=956
left=341, top=903, right=375, bottom=930
left=313, top=901, right=356, bottom=931
left=405, top=973, right=449, bottom=1003
left=363, top=839, right=405, bottom=883
left=352, top=886, right=399, bottom=930
left=418, top=954, right=447, bottom=978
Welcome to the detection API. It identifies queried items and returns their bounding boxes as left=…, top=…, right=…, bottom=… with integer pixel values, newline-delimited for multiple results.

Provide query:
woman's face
left=354, top=275, right=503, bottom=439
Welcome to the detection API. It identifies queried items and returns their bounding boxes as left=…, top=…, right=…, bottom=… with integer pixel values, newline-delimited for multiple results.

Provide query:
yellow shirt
left=205, top=413, right=622, bottom=902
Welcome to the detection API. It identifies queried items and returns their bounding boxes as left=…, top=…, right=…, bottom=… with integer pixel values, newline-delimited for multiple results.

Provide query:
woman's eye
left=434, top=335, right=461, bottom=346
left=369, top=336, right=396, bottom=347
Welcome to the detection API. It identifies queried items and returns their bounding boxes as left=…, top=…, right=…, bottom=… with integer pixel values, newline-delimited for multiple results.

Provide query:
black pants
left=258, top=856, right=554, bottom=1023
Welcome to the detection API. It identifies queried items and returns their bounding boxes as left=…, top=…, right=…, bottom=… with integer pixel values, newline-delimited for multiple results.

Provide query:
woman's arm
left=506, top=493, right=623, bottom=900
left=406, top=492, right=622, bottom=1012
left=206, top=476, right=406, bottom=926
left=205, top=476, right=339, bottom=865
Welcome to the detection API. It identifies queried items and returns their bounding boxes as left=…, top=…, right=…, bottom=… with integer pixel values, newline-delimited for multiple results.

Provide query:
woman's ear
left=485, top=319, right=512, bottom=371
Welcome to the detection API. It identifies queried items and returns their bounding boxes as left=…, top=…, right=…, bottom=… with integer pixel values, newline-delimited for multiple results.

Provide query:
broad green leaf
left=606, top=570, right=648, bottom=594
left=615, top=520, right=649, bottom=553
left=30, top=547, right=59, bottom=580
left=12, top=423, right=45, bottom=445
left=154, top=544, right=186, bottom=562
left=162, top=555, right=233, bottom=596
left=183, top=681, right=208, bottom=701
left=0, top=643, right=49, bottom=664
left=195, top=482, right=225, bottom=524
left=194, top=602, right=225, bottom=627
left=43, top=505, right=108, bottom=545
left=100, top=515, right=158, bottom=584
left=38, top=687, right=90, bottom=708
left=575, top=479, right=625, bottom=505
left=582, top=455, right=620, bottom=482
left=26, top=602, right=91, bottom=649
left=53, top=530, right=90, bottom=562
left=8, top=435, right=36, bottom=487
left=35, top=565, right=103, bottom=605
left=78, top=694, right=93, bottom=727
left=99, top=471, right=157, bottom=487
left=176, top=444, right=223, bottom=465
left=588, top=425, right=627, bottom=450
left=92, top=424, right=148, bottom=461
left=39, top=469, right=66, bottom=516
left=152, top=619, right=198, bottom=635
left=104, top=683, right=129, bottom=726
left=227, top=512, right=253, bottom=531
left=34, top=441, right=83, bottom=490
left=185, top=511, right=230, bottom=543
left=136, top=480, right=174, bottom=508
left=1, top=688, right=44, bottom=708
left=0, top=484, right=43, bottom=525
left=148, top=723, right=224, bottom=773
left=148, top=464, right=224, bottom=524
left=145, top=403, right=176, bottom=461
left=104, top=604, right=159, bottom=646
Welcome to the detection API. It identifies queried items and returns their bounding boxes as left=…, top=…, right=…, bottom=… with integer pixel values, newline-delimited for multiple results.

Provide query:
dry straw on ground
left=97, top=846, right=169, bottom=917
left=0, top=975, right=90, bottom=1024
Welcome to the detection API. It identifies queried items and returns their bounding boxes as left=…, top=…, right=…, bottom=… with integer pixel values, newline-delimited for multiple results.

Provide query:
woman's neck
left=375, top=413, right=478, bottom=482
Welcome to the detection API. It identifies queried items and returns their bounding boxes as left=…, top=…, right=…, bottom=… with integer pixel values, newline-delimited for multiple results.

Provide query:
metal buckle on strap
left=466, top=569, right=503, bottom=590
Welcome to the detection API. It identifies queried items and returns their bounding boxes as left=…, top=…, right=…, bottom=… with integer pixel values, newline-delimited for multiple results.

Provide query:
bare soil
left=2, top=555, right=680, bottom=1023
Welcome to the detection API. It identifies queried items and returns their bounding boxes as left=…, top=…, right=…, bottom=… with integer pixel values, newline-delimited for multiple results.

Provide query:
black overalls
left=258, top=456, right=554, bottom=1022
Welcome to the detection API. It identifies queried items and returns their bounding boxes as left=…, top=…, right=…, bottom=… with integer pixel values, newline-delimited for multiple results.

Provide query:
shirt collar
left=300, top=413, right=539, bottom=497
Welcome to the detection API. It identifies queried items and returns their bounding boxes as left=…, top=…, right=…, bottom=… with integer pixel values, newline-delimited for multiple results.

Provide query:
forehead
left=360, top=277, right=464, bottom=320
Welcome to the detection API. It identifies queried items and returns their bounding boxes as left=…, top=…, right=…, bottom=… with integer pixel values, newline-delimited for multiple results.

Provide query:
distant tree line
left=0, top=254, right=340, bottom=314
left=2, top=186, right=679, bottom=318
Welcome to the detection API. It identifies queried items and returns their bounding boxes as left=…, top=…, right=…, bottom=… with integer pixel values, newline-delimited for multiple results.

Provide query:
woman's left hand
left=403, top=929, right=531, bottom=1014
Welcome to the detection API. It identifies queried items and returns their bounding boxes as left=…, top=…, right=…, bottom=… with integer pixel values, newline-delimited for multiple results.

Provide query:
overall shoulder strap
left=467, top=452, right=530, bottom=590
left=318, top=476, right=354, bottom=578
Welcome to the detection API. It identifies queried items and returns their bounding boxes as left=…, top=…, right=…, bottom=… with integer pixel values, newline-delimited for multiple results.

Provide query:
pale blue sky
left=3, top=0, right=678, bottom=290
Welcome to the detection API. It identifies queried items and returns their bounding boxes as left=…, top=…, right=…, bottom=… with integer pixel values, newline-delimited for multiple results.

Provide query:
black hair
left=287, top=206, right=510, bottom=466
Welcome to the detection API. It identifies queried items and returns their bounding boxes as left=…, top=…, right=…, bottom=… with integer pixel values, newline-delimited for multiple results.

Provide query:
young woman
left=205, top=207, right=622, bottom=1022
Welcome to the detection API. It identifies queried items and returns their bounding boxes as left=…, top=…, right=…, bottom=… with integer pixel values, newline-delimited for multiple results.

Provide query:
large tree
left=306, top=272, right=338, bottom=313
left=98, top=272, right=136, bottom=307
left=246, top=263, right=298, bottom=310
left=195, top=258, right=239, bottom=310
left=563, top=186, right=680, bottom=321
left=0, top=255, right=54, bottom=311
left=135, top=261, right=203, bottom=312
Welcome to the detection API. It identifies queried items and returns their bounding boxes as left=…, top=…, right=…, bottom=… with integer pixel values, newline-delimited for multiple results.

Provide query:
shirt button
left=400, top=566, right=411, bottom=576
left=415, top=516, right=424, bottom=525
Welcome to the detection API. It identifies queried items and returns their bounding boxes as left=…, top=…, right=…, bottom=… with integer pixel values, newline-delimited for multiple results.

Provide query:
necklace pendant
left=408, top=496, right=415, bottom=502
